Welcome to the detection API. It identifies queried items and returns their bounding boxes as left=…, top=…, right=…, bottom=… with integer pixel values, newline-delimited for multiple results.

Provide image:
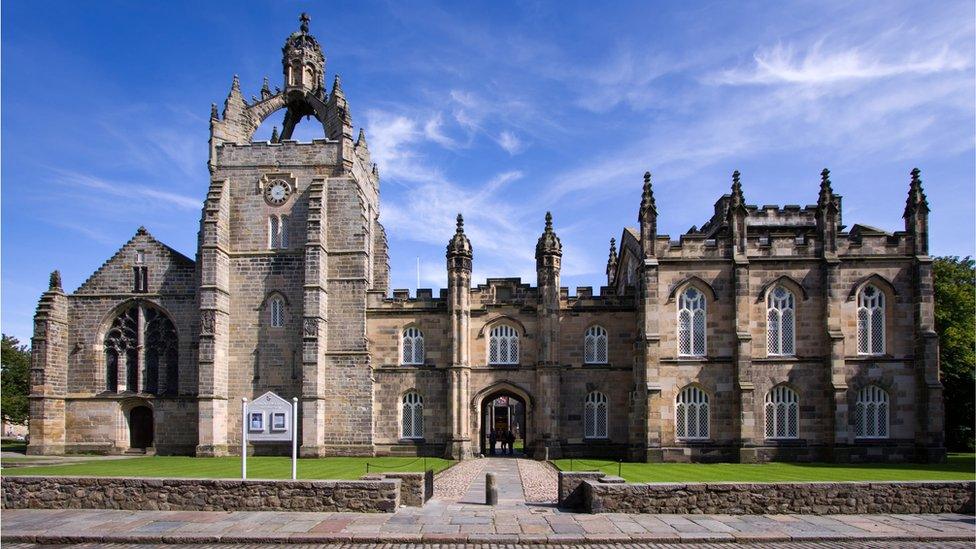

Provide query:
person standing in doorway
left=488, top=429, right=497, bottom=456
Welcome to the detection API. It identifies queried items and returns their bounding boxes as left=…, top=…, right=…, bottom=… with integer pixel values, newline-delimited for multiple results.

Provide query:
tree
left=1, top=334, right=31, bottom=425
left=933, top=256, right=975, bottom=451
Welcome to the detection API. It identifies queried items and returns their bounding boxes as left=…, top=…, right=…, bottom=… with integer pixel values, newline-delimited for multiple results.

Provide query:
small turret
left=606, top=238, right=618, bottom=286
left=904, top=168, right=930, bottom=255
left=446, top=214, right=473, bottom=272
left=326, top=74, right=353, bottom=142
left=638, top=171, right=657, bottom=258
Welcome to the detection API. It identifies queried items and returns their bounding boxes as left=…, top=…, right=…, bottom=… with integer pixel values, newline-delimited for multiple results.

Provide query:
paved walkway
left=3, top=458, right=974, bottom=544
left=5, top=542, right=976, bottom=549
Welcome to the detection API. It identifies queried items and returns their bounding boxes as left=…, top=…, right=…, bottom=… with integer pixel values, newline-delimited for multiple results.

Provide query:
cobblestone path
left=517, top=458, right=559, bottom=503
left=432, top=457, right=487, bottom=499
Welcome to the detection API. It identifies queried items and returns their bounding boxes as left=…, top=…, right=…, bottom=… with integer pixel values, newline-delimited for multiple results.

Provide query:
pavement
left=2, top=457, right=974, bottom=545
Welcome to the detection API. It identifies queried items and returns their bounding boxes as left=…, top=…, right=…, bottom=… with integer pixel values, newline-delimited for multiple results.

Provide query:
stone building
left=28, top=15, right=944, bottom=463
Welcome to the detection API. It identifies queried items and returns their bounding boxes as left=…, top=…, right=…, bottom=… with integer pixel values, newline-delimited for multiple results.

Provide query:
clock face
left=265, top=179, right=291, bottom=205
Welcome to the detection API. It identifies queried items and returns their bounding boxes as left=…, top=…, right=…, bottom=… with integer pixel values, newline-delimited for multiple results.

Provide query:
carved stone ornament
left=303, top=318, right=318, bottom=337
left=201, top=310, right=216, bottom=335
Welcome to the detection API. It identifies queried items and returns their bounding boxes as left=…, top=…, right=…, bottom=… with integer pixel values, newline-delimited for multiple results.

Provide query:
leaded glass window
left=270, top=297, right=284, bottom=328
left=401, top=327, right=425, bottom=365
left=269, top=216, right=280, bottom=249
left=584, top=391, right=609, bottom=438
left=401, top=392, right=424, bottom=439
left=584, top=325, right=608, bottom=364
left=764, top=385, right=799, bottom=439
left=678, top=287, right=706, bottom=357
left=279, top=215, right=289, bottom=248
left=855, top=385, right=889, bottom=439
left=767, top=286, right=796, bottom=356
left=857, top=285, right=885, bottom=355
left=675, top=386, right=709, bottom=440
left=103, top=302, right=178, bottom=396
left=488, top=325, right=519, bottom=365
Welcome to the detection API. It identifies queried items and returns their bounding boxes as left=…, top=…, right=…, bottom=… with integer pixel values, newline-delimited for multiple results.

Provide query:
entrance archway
left=478, top=391, right=528, bottom=457
left=129, top=406, right=154, bottom=449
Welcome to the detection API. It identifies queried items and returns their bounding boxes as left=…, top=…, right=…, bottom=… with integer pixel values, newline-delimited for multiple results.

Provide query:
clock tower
left=197, top=14, right=388, bottom=457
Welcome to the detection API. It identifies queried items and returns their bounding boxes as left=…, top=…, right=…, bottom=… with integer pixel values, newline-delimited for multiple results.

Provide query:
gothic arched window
left=857, top=284, right=885, bottom=355
left=764, top=385, right=799, bottom=439
left=103, top=302, right=178, bottom=396
left=584, top=325, right=608, bottom=364
left=855, top=385, right=889, bottom=439
left=269, top=216, right=281, bottom=249
left=401, top=327, right=425, bottom=365
left=488, top=324, right=519, bottom=366
left=584, top=391, right=609, bottom=439
left=270, top=296, right=285, bottom=328
left=401, top=392, right=424, bottom=439
left=675, top=385, right=709, bottom=440
left=678, top=287, right=706, bottom=357
left=767, top=286, right=796, bottom=356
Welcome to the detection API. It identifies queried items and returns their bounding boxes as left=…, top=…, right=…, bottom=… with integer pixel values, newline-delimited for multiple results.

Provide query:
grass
left=553, top=453, right=976, bottom=483
left=2, top=456, right=454, bottom=480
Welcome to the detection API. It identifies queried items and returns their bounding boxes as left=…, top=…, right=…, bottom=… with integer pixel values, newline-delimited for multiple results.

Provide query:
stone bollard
left=485, top=472, right=498, bottom=505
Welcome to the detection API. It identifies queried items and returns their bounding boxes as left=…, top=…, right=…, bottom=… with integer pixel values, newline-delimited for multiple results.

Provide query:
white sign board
left=246, top=391, right=293, bottom=442
left=241, top=392, right=298, bottom=480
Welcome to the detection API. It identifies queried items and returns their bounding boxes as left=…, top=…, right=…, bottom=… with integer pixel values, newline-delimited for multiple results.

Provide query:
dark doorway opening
left=479, top=392, right=526, bottom=457
left=129, top=406, right=154, bottom=449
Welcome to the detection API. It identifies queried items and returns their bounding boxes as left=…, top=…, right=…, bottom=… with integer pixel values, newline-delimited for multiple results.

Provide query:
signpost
left=241, top=392, right=298, bottom=480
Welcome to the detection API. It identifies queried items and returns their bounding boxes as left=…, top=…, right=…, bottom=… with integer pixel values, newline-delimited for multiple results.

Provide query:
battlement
left=214, top=139, right=340, bottom=167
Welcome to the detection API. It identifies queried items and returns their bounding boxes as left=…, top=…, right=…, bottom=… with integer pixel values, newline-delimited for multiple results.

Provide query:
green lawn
left=2, top=456, right=453, bottom=480
left=554, top=453, right=976, bottom=483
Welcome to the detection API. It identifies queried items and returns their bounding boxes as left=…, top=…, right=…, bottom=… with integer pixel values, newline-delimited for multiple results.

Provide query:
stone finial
left=231, top=74, right=241, bottom=93
left=372, top=163, right=379, bottom=177
left=210, top=102, right=218, bottom=120
left=136, top=226, right=149, bottom=236
left=818, top=168, right=835, bottom=208
left=639, top=171, right=656, bottom=221
left=356, top=128, right=367, bottom=148
left=730, top=170, right=745, bottom=208
left=447, top=213, right=473, bottom=260
left=905, top=167, right=930, bottom=216
left=606, top=238, right=618, bottom=277
left=270, top=126, right=279, bottom=142
left=49, top=270, right=62, bottom=292
left=300, top=12, right=310, bottom=34
left=331, top=74, right=344, bottom=99
left=261, top=76, right=272, bottom=99
left=535, top=211, right=562, bottom=258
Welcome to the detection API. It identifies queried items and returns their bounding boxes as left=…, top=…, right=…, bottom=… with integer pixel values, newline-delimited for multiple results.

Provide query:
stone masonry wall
left=2, top=476, right=401, bottom=513
left=578, top=476, right=975, bottom=514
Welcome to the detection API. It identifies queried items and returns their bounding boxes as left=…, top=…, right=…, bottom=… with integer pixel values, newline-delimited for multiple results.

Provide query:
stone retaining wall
left=558, top=472, right=975, bottom=515
left=360, top=470, right=433, bottom=507
left=1, top=476, right=401, bottom=513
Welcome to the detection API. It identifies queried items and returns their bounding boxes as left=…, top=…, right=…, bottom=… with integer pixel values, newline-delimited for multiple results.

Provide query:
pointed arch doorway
left=475, top=383, right=532, bottom=457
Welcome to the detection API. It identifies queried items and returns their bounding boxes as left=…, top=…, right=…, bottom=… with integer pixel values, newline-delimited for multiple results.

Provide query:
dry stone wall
left=2, top=476, right=401, bottom=513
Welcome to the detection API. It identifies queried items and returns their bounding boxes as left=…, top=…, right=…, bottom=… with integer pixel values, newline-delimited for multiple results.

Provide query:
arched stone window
left=488, top=324, right=519, bottom=366
left=269, top=216, right=281, bottom=249
left=857, top=285, right=885, bottom=355
left=401, top=327, right=425, bottom=365
left=767, top=286, right=796, bottom=356
left=855, top=385, right=889, bottom=439
left=764, top=385, right=799, bottom=439
left=584, top=391, right=609, bottom=439
left=270, top=296, right=285, bottom=328
left=280, top=214, right=289, bottom=248
left=103, top=302, right=178, bottom=395
left=401, top=392, right=424, bottom=439
left=584, top=325, right=608, bottom=364
left=675, top=385, right=709, bottom=440
left=678, top=287, right=706, bottom=357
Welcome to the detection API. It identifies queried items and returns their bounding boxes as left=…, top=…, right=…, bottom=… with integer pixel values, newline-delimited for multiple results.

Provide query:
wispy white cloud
left=711, top=41, right=969, bottom=86
left=50, top=168, right=201, bottom=211
left=496, top=131, right=524, bottom=155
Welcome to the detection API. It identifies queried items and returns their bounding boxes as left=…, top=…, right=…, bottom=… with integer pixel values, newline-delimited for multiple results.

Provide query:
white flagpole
left=416, top=257, right=420, bottom=293
left=241, top=397, right=248, bottom=480
left=291, top=397, right=298, bottom=480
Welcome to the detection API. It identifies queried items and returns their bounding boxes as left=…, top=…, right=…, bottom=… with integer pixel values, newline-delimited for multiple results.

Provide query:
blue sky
left=3, top=1, right=974, bottom=344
